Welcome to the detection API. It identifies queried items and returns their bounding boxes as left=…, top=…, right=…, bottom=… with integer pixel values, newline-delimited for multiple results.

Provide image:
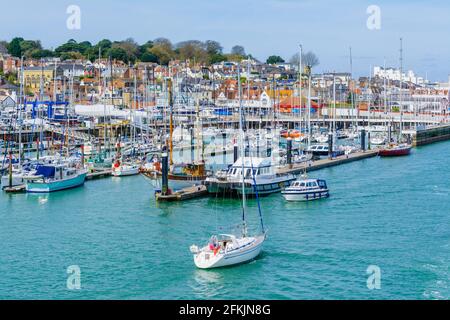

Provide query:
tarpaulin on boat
left=35, top=165, right=55, bottom=178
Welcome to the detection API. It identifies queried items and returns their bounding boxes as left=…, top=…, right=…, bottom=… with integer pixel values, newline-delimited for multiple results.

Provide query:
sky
left=1, top=0, right=450, bottom=81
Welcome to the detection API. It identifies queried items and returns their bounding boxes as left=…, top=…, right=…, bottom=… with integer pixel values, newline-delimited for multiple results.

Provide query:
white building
left=373, top=66, right=427, bottom=85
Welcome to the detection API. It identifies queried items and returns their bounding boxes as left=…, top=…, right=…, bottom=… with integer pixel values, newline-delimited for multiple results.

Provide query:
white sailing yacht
left=190, top=64, right=266, bottom=269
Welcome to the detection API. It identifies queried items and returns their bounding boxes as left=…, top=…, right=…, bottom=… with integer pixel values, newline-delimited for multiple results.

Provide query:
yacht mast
left=237, top=63, right=247, bottom=232
left=399, top=37, right=403, bottom=140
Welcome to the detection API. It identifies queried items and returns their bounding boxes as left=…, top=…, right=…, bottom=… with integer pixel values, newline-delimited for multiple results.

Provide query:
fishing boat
left=25, top=164, right=87, bottom=193
left=378, top=143, right=411, bottom=157
left=282, top=177, right=329, bottom=201
left=190, top=63, right=266, bottom=269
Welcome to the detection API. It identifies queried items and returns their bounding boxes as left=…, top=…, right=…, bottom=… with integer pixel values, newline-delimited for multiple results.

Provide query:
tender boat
left=378, top=143, right=411, bottom=157
left=25, top=164, right=87, bottom=193
left=282, top=178, right=329, bottom=201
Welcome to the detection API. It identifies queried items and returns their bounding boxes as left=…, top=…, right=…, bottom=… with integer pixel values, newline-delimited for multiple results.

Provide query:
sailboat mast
left=299, top=44, right=303, bottom=135
left=384, top=58, right=387, bottom=135
left=168, top=78, right=174, bottom=166
left=237, top=63, right=247, bottom=226
left=399, top=37, right=403, bottom=139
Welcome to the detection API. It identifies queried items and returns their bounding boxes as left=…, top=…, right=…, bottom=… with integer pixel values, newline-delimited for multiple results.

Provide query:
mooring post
left=328, top=132, right=333, bottom=159
left=161, top=149, right=169, bottom=195
left=361, top=128, right=366, bottom=151
left=287, top=137, right=292, bottom=167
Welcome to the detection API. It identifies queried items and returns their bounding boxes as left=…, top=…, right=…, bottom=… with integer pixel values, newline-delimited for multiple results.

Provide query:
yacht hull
left=193, top=235, right=265, bottom=269
left=282, top=189, right=329, bottom=201
left=378, top=146, right=411, bottom=157
left=26, top=172, right=87, bottom=193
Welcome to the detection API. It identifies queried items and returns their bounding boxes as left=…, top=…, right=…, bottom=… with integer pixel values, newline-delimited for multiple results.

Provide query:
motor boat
left=282, top=177, right=329, bottom=201
left=204, top=157, right=296, bottom=196
left=25, top=164, right=87, bottom=193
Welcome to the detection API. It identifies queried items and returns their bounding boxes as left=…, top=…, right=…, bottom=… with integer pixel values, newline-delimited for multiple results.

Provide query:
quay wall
left=413, top=124, right=450, bottom=146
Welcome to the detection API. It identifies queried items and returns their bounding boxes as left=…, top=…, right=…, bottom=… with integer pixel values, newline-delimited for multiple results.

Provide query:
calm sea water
left=1, top=141, right=449, bottom=300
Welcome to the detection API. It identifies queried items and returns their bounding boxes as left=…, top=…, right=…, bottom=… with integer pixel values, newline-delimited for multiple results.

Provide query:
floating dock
left=155, top=185, right=208, bottom=202
left=276, top=149, right=379, bottom=175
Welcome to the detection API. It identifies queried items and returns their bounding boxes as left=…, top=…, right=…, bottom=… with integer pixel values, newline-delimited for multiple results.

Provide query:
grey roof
left=0, top=83, right=18, bottom=91
left=0, top=43, right=7, bottom=54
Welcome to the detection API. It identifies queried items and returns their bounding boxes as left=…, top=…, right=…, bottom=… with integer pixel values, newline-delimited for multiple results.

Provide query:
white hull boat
left=190, top=233, right=265, bottom=269
left=282, top=178, right=329, bottom=202
left=111, top=164, right=140, bottom=176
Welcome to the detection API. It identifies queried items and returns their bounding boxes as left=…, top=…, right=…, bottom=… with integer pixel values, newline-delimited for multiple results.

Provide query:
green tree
left=8, top=37, right=24, bottom=57
left=140, top=51, right=158, bottom=63
left=107, top=47, right=128, bottom=62
left=30, top=49, right=55, bottom=59
left=266, top=55, right=285, bottom=64
left=149, top=38, right=175, bottom=65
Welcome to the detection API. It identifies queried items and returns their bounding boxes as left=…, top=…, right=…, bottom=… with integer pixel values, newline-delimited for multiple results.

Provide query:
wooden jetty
left=277, top=149, right=379, bottom=175
left=155, top=185, right=208, bottom=202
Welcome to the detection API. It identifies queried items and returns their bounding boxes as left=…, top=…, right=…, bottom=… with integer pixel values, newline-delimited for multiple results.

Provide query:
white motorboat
left=205, top=157, right=295, bottom=196
left=282, top=177, right=329, bottom=202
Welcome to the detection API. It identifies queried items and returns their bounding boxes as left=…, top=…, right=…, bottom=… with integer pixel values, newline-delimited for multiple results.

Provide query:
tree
left=140, top=51, right=158, bottom=63
left=209, top=53, right=227, bottom=64
left=112, top=38, right=140, bottom=62
left=231, top=45, right=246, bottom=56
left=107, top=47, right=128, bottom=62
left=266, top=55, right=285, bottom=65
left=20, top=40, right=43, bottom=58
left=176, top=40, right=207, bottom=63
left=205, top=40, right=222, bottom=55
left=149, top=38, right=175, bottom=65
left=302, top=51, right=319, bottom=69
left=8, top=37, right=24, bottom=57
left=290, top=51, right=319, bottom=75
left=30, top=49, right=55, bottom=59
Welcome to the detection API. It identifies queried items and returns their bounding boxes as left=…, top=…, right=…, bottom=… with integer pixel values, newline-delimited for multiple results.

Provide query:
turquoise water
left=1, top=141, right=449, bottom=300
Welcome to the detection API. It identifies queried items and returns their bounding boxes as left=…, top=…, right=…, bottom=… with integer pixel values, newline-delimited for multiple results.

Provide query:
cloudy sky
left=1, top=0, right=449, bottom=81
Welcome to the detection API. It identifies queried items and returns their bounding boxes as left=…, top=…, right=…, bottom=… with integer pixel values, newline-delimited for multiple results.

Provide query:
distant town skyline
left=1, top=0, right=449, bottom=81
